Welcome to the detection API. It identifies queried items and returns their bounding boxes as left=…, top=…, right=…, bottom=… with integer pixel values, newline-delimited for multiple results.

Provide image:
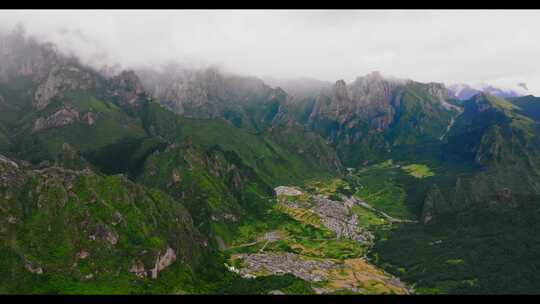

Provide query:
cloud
left=1, top=10, right=540, bottom=94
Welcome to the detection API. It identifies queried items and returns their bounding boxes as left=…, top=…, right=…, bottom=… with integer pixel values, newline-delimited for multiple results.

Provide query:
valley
left=217, top=160, right=442, bottom=295
left=223, top=179, right=411, bottom=294
left=1, top=26, right=540, bottom=295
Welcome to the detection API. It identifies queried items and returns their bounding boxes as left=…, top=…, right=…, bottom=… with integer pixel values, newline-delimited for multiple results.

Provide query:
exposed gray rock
left=223, top=213, right=238, bottom=222
left=106, top=231, right=118, bottom=245
left=24, top=260, right=43, bottom=274
left=0, top=154, right=18, bottom=169
left=7, top=215, right=17, bottom=224
left=129, top=259, right=147, bottom=278
left=33, top=107, right=80, bottom=132
left=0, top=159, right=26, bottom=188
left=82, top=111, right=97, bottom=125
left=137, top=66, right=287, bottom=125
left=77, top=250, right=90, bottom=259
left=171, top=169, right=182, bottom=184
left=151, top=246, right=176, bottom=279
left=34, top=65, right=97, bottom=110
left=109, top=70, right=146, bottom=105
left=274, top=186, right=303, bottom=197
left=92, top=223, right=118, bottom=245
left=111, top=211, right=123, bottom=226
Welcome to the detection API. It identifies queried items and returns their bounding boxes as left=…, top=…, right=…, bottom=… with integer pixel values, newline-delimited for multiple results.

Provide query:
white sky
left=1, top=9, right=540, bottom=94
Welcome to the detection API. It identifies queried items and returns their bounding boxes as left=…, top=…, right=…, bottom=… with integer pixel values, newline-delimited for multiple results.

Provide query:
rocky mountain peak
left=112, top=70, right=145, bottom=94
left=109, top=70, right=146, bottom=105
left=365, top=71, right=383, bottom=81
left=425, top=82, right=456, bottom=103
left=333, top=80, right=349, bottom=101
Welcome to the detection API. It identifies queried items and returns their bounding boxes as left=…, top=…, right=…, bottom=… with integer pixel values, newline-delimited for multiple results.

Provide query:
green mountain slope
left=283, top=73, right=460, bottom=167
left=370, top=93, right=540, bottom=294
left=0, top=157, right=204, bottom=294
left=5, top=27, right=540, bottom=295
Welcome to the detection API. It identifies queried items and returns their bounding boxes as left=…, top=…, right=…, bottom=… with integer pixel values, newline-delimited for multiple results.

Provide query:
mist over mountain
left=448, top=83, right=528, bottom=100
left=1, top=10, right=540, bottom=94
left=2, top=11, right=540, bottom=295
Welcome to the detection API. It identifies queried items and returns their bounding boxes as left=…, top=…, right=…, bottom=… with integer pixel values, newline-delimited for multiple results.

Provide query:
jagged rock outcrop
left=33, top=107, right=80, bottom=132
left=307, top=72, right=403, bottom=131
left=137, top=66, right=289, bottom=131
left=82, top=111, right=97, bottom=125
left=287, top=72, right=458, bottom=166
left=77, top=250, right=90, bottom=259
left=274, top=186, right=303, bottom=196
left=24, top=260, right=43, bottom=275
left=0, top=30, right=99, bottom=110
left=151, top=246, right=177, bottom=279
left=34, top=65, right=98, bottom=110
left=0, top=154, right=18, bottom=169
left=0, top=155, right=25, bottom=187
left=109, top=70, right=146, bottom=105
left=129, top=259, right=147, bottom=278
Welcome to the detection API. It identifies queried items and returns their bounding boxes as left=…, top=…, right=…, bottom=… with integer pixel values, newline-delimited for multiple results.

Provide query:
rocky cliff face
left=0, top=29, right=103, bottom=111
left=137, top=66, right=289, bottom=131
left=32, top=106, right=81, bottom=132
left=0, top=28, right=149, bottom=120
left=33, top=65, right=99, bottom=110
left=286, top=72, right=458, bottom=166
left=0, top=30, right=160, bottom=166
left=108, top=70, right=147, bottom=106
left=306, top=72, right=402, bottom=132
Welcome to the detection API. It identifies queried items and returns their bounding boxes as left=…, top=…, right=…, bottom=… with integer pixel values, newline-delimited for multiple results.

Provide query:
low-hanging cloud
left=1, top=9, right=540, bottom=94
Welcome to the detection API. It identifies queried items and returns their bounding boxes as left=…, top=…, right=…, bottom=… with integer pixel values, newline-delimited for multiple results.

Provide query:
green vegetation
left=141, top=102, right=337, bottom=188
left=372, top=197, right=540, bottom=294
left=4, top=34, right=540, bottom=295
left=275, top=204, right=324, bottom=229
left=350, top=205, right=389, bottom=230
left=0, top=162, right=205, bottom=294
left=401, top=164, right=434, bottom=179
left=352, top=160, right=416, bottom=220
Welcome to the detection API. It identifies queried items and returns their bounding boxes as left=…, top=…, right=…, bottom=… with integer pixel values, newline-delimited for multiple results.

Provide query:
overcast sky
left=1, top=10, right=540, bottom=94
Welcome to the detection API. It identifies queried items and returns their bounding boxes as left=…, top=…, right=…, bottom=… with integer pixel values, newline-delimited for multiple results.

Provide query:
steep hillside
left=424, top=93, right=540, bottom=222
left=508, top=95, right=540, bottom=122
left=0, top=155, right=205, bottom=294
left=369, top=94, right=540, bottom=294
left=4, top=26, right=540, bottom=295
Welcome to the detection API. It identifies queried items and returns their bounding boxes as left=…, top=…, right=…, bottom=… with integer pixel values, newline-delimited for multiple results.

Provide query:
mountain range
left=1, top=28, right=540, bottom=295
